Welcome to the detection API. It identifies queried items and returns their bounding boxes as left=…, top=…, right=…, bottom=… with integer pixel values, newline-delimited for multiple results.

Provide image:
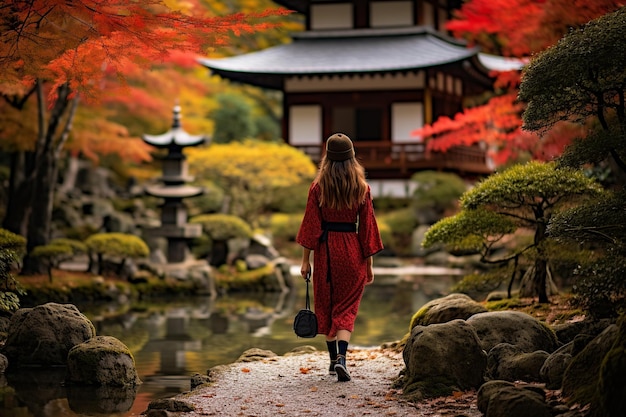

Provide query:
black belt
left=320, top=221, right=356, bottom=284
left=320, top=221, right=356, bottom=243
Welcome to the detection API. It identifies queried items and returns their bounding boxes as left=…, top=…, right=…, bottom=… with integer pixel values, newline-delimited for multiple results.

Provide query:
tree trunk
left=21, top=82, right=77, bottom=275
left=534, top=258, right=549, bottom=303
left=2, top=151, right=33, bottom=237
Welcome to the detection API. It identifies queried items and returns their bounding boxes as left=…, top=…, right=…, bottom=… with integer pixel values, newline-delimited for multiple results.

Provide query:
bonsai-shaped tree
left=519, top=7, right=626, bottom=181
left=31, top=238, right=87, bottom=283
left=189, top=214, right=253, bottom=266
left=423, top=161, right=604, bottom=303
left=0, top=228, right=26, bottom=312
left=410, top=170, right=468, bottom=217
left=85, top=233, right=149, bottom=276
left=519, top=8, right=626, bottom=316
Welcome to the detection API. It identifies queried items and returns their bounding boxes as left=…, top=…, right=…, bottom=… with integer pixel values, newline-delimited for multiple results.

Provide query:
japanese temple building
left=199, top=0, right=522, bottom=196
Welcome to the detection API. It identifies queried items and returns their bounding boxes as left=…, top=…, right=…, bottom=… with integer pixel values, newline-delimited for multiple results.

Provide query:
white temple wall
left=310, top=4, right=353, bottom=30
left=370, top=1, right=414, bottom=27
left=289, top=105, right=322, bottom=145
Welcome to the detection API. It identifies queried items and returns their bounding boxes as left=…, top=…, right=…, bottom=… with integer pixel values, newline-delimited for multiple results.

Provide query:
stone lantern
left=142, top=105, right=208, bottom=263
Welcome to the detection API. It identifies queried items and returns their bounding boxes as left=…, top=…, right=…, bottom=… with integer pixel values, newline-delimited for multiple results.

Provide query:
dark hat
left=325, top=133, right=355, bottom=161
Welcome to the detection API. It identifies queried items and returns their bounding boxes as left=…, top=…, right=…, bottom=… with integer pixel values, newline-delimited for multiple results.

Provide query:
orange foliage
left=0, top=0, right=292, bottom=103
left=418, top=0, right=624, bottom=166
left=447, top=0, right=623, bottom=57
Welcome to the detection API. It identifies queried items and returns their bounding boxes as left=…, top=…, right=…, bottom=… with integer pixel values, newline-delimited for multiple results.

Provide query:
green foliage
left=266, top=182, right=310, bottom=213
left=31, top=238, right=86, bottom=282
left=376, top=218, right=393, bottom=252
left=187, top=180, right=226, bottom=216
left=0, top=228, right=26, bottom=313
left=378, top=208, right=418, bottom=255
left=549, top=192, right=626, bottom=247
left=85, top=233, right=149, bottom=259
left=190, top=214, right=253, bottom=241
left=425, top=161, right=604, bottom=302
left=211, top=93, right=257, bottom=143
left=520, top=8, right=626, bottom=132
left=423, top=208, right=516, bottom=251
left=269, top=213, right=302, bottom=241
left=550, top=192, right=626, bottom=317
left=410, top=170, right=467, bottom=212
left=31, top=243, right=73, bottom=262
left=461, top=161, right=604, bottom=212
left=453, top=266, right=515, bottom=295
left=187, top=140, right=316, bottom=225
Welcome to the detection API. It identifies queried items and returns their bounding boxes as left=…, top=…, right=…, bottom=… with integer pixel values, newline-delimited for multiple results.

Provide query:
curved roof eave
left=199, top=31, right=481, bottom=90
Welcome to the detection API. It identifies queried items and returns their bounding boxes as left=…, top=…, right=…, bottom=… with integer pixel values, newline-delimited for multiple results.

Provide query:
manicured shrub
left=85, top=233, right=149, bottom=276
left=0, top=228, right=26, bottom=312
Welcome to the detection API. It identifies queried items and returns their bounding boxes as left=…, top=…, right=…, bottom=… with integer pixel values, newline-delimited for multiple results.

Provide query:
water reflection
left=0, top=272, right=462, bottom=417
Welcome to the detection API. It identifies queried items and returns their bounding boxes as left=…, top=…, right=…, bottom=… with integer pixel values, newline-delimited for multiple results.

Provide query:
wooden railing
left=294, top=141, right=492, bottom=178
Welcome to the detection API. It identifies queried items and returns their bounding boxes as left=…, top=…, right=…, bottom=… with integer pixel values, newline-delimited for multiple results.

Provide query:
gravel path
left=160, top=346, right=482, bottom=417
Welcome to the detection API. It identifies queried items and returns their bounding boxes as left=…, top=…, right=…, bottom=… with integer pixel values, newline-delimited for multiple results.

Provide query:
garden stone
left=552, top=318, right=613, bottom=345
left=0, top=353, right=7, bottom=373
left=597, top=318, right=626, bottom=417
left=410, top=293, right=487, bottom=329
left=247, top=234, right=280, bottom=259
left=66, top=336, right=141, bottom=387
left=486, top=343, right=549, bottom=382
left=0, top=315, right=9, bottom=343
left=245, top=254, right=270, bottom=270
left=411, top=225, right=439, bottom=256
left=477, top=380, right=551, bottom=417
left=400, top=319, right=486, bottom=401
left=540, top=342, right=574, bottom=389
left=3, top=303, right=95, bottom=367
left=466, top=310, right=558, bottom=354
left=562, top=324, right=618, bottom=409
left=66, top=384, right=138, bottom=414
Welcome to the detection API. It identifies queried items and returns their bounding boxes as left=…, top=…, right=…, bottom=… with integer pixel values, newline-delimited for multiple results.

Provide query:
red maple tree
left=0, top=0, right=291, bottom=272
left=414, top=0, right=622, bottom=166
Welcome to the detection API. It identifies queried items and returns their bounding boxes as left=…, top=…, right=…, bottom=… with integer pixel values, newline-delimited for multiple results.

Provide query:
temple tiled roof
left=199, top=27, right=487, bottom=89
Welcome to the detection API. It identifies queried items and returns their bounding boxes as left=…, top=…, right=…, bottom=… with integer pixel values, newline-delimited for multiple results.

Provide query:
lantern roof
left=143, top=105, right=207, bottom=148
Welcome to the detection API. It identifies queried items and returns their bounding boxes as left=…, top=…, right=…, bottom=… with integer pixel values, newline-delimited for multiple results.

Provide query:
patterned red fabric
left=296, top=183, right=383, bottom=337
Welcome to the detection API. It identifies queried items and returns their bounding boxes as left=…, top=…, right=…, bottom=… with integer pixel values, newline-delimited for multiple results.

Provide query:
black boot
left=334, top=354, right=351, bottom=382
left=334, top=340, right=350, bottom=382
left=326, top=340, right=338, bottom=376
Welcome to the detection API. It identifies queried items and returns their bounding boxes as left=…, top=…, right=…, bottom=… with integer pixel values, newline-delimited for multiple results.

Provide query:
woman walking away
left=296, top=133, right=383, bottom=382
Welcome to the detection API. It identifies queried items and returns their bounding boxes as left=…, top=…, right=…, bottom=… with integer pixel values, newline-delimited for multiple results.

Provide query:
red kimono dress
left=296, top=183, right=383, bottom=337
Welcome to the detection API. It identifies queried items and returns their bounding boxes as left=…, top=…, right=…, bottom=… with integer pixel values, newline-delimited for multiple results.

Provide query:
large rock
left=2, top=303, right=96, bottom=367
left=540, top=341, right=575, bottom=389
left=477, top=380, right=551, bottom=417
left=66, top=336, right=141, bottom=387
left=561, top=321, right=626, bottom=416
left=562, top=324, right=618, bottom=406
left=466, top=311, right=559, bottom=354
left=552, top=318, right=613, bottom=345
left=400, top=319, right=487, bottom=401
left=598, top=318, right=626, bottom=417
left=486, top=343, right=549, bottom=382
left=0, top=353, right=7, bottom=373
left=409, top=293, right=487, bottom=329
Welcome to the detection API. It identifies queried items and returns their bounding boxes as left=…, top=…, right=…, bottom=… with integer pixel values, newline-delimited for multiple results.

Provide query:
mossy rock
left=409, top=293, right=487, bottom=330
left=561, top=324, right=618, bottom=412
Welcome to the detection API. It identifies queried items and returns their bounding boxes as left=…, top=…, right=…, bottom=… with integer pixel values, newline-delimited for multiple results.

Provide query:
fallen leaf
left=310, top=386, right=318, bottom=392
left=276, top=403, right=285, bottom=407
left=300, top=367, right=310, bottom=374
left=241, top=368, right=250, bottom=373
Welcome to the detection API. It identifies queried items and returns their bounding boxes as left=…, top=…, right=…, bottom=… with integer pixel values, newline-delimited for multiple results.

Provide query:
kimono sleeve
left=296, top=183, right=322, bottom=250
left=358, top=187, right=384, bottom=258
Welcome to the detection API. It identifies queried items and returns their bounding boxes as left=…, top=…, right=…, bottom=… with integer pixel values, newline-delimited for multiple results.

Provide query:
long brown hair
left=314, top=156, right=369, bottom=209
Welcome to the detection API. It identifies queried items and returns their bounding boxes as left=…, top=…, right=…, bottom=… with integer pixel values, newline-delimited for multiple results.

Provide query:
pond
left=0, top=269, right=464, bottom=417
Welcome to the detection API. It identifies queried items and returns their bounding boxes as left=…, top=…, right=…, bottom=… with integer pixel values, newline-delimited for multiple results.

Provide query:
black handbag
left=293, top=271, right=317, bottom=338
